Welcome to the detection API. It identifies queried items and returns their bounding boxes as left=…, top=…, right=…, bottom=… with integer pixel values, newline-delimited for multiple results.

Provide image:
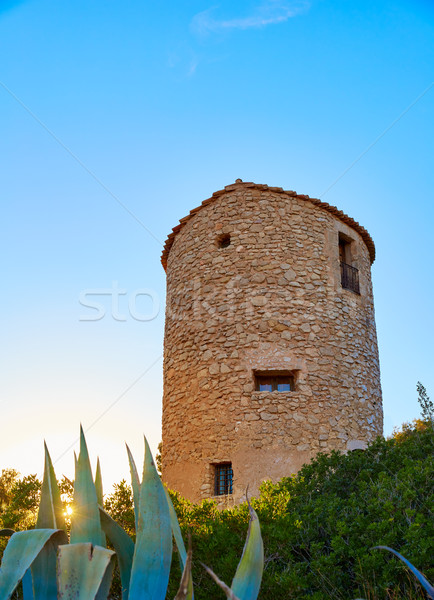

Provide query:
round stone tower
left=161, top=180, right=382, bottom=505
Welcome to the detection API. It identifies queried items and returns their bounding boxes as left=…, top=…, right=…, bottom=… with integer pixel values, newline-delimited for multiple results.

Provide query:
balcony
left=340, top=262, right=360, bottom=294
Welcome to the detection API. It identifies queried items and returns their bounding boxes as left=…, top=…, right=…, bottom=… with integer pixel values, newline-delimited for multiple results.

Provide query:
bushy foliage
left=1, top=421, right=432, bottom=599
left=0, top=471, right=74, bottom=535
left=104, top=479, right=135, bottom=539
left=98, top=420, right=433, bottom=599
left=166, top=421, right=433, bottom=599
left=0, top=469, right=41, bottom=531
left=0, top=468, right=42, bottom=588
left=417, top=382, right=434, bottom=424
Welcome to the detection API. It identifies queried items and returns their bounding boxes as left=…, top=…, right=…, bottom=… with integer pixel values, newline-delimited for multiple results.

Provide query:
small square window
left=214, top=463, right=233, bottom=495
left=255, top=371, right=295, bottom=392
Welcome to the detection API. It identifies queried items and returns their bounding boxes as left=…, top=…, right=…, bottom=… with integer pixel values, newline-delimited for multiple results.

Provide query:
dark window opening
left=339, top=238, right=348, bottom=264
left=339, top=234, right=360, bottom=294
left=341, top=262, right=360, bottom=294
left=255, top=372, right=295, bottom=392
left=218, top=234, right=231, bottom=248
left=214, top=463, right=233, bottom=495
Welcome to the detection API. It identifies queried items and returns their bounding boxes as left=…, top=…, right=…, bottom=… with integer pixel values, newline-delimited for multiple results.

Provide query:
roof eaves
left=161, top=182, right=376, bottom=270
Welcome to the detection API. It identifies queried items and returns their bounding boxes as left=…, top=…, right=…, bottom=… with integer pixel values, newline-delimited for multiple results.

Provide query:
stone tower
left=161, top=180, right=382, bottom=505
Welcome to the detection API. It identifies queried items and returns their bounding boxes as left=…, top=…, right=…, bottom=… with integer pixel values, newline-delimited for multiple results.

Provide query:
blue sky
left=1, top=0, right=433, bottom=490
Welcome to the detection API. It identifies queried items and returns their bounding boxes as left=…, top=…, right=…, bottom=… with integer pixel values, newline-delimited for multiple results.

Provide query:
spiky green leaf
left=95, top=458, right=103, bottom=506
left=22, top=569, right=34, bottom=600
left=174, top=533, right=193, bottom=600
left=36, top=442, right=65, bottom=530
left=128, top=436, right=172, bottom=600
left=126, top=444, right=140, bottom=533
left=165, top=489, right=194, bottom=599
left=0, top=529, right=67, bottom=600
left=94, top=458, right=106, bottom=548
left=165, top=489, right=186, bottom=565
left=230, top=503, right=264, bottom=600
left=57, top=543, right=115, bottom=600
left=32, top=536, right=65, bottom=600
left=373, top=546, right=434, bottom=599
left=99, top=506, right=135, bottom=599
left=32, top=443, right=65, bottom=600
left=70, top=426, right=104, bottom=547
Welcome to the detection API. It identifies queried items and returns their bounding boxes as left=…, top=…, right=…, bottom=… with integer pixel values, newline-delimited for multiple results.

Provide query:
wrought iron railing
left=340, top=262, right=360, bottom=294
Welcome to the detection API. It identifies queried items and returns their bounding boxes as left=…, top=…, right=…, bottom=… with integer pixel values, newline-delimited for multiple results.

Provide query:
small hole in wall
left=218, top=234, right=231, bottom=248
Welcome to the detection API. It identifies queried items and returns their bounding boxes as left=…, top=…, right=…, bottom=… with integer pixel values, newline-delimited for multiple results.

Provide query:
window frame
left=254, top=371, right=296, bottom=392
left=338, top=233, right=360, bottom=294
left=214, top=462, right=233, bottom=496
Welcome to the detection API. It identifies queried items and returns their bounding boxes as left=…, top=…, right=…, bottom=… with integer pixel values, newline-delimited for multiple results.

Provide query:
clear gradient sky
left=1, top=0, right=433, bottom=491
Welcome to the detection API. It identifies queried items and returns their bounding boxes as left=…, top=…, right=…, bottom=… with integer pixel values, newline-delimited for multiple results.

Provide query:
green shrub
left=164, top=420, right=433, bottom=600
left=0, top=430, right=263, bottom=600
left=0, top=421, right=432, bottom=599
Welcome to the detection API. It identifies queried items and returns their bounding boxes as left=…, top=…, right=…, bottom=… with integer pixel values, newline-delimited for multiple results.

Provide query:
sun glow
left=65, top=506, right=73, bottom=516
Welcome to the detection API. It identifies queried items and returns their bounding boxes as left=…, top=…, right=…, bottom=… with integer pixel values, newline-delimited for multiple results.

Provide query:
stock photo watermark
left=79, top=281, right=160, bottom=322
left=78, top=275, right=301, bottom=324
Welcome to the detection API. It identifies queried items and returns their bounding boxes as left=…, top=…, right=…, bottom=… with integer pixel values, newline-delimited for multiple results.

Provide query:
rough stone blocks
left=161, top=181, right=383, bottom=504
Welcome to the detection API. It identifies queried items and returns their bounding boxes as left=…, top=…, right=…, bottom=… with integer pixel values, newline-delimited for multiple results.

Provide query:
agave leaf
left=36, top=442, right=65, bottom=530
left=95, top=563, right=115, bottom=600
left=32, top=535, right=66, bottom=600
left=202, top=564, right=241, bottom=600
left=95, top=458, right=103, bottom=506
left=128, top=436, right=172, bottom=600
left=70, top=426, right=104, bottom=547
left=202, top=502, right=263, bottom=600
left=165, top=489, right=187, bottom=565
left=57, top=542, right=115, bottom=600
left=99, top=506, right=135, bottom=599
left=126, top=444, right=141, bottom=533
left=32, top=442, right=66, bottom=600
left=230, top=502, right=264, bottom=600
left=0, top=529, right=67, bottom=600
left=22, top=569, right=34, bottom=600
left=174, top=532, right=193, bottom=600
left=165, top=489, right=194, bottom=599
left=372, top=546, right=434, bottom=599
left=95, top=458, right=106, bottom=547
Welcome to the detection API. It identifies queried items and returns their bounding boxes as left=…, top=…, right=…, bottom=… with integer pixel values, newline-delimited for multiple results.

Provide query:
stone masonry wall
left=162, top=181, right=383, bottom=505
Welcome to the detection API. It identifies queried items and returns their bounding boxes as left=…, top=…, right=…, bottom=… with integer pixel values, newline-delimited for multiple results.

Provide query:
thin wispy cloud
left=191, top=0, right=310, bottom=35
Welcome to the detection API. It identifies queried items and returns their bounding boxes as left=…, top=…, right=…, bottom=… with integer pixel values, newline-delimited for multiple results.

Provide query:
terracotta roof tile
left=161, top=182, right=376, bottom=270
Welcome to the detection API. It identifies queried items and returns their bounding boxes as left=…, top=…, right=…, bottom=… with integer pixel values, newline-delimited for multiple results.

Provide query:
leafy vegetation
left=0, top=415, right=432, bottom=598
left=417, top=382, right=434, bottom=424
left=0, top=430, right=262, bottom=600
left=162, top=419, right=433, bottom=600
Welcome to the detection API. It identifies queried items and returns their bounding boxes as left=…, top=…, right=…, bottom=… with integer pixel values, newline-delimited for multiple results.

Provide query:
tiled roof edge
left=161, top=182, right=376, bottom=270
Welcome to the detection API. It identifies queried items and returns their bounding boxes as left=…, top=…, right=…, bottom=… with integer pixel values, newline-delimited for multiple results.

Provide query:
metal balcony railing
left=340, top=262, right=360, bottom=294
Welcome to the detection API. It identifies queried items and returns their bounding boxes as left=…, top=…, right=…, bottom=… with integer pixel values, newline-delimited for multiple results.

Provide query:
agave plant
left=202, top=499, right=264, bottom=600
left=369, top=547, right=434, bottom=600
left=0, top=428, right=264, bottom=600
